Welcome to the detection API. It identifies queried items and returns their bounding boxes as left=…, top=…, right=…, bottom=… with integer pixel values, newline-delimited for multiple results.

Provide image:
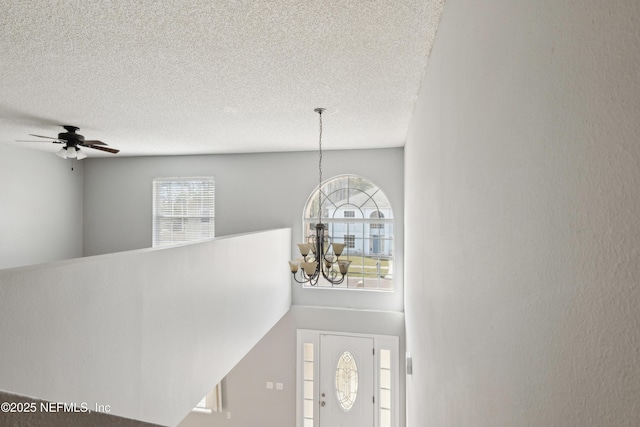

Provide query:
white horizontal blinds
left=153, top=177, right=215, bottom=247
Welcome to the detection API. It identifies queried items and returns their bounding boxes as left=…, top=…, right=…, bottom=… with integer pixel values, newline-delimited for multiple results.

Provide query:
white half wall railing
left=0, top=228, right=292, bottom=426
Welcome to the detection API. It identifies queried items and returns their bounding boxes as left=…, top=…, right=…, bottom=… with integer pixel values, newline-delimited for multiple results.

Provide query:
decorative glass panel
left=304, top=380, right=314, bottom=399
left=380, top=367, right=391, bottom=389
left=304, top=399, right=314, bottom=418
left=335, top=351, right=359, bottom=411
left=380, top=388, right=391, bottom=408
left=304, top=343, right=314, bottom=361
left=304, top=361, right=314, bottom=380
left=381, top=408, right=391, bottom=427
left=380, top=349, right=391, bottom=370
left=380, top=349, right=392, bottom=426
left=303, top=342, right=315, bottom=423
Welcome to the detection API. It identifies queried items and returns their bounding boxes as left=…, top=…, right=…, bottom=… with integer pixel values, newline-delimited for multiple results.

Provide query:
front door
left=319, top=334, right=375, bottom=427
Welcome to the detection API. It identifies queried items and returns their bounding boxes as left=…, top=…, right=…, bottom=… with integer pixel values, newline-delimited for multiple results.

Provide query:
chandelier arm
left=307, top=269, right=320, bottom=286
left=293, top=260, right=348, bottom=286
left=326, top=267, right=338, bottom=281
left=292, top=271, right=317, bottom=285
left=321, top=253, right=338, bottom=263
left=293, top=260, right=345, bottom=286
left=291, top=273, right=309, bottom=284
left=320, top=268, right=346, bottom=285
left=293, top=265, right=318, bottom=284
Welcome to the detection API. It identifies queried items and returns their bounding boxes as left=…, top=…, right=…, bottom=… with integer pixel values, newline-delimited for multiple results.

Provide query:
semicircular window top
left=303, top=175, right=394, bottom=290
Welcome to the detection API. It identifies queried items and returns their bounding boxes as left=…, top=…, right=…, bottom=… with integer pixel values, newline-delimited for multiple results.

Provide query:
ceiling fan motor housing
left=58, top=125, right=84, bottom=146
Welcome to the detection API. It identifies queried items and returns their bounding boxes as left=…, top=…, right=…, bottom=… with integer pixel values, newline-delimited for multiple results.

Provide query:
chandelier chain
left=318, top=110, right=323, bottom=222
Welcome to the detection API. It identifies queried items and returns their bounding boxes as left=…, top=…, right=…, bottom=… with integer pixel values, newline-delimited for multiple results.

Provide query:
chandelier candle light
left=289, top=108, right=352, bottom=286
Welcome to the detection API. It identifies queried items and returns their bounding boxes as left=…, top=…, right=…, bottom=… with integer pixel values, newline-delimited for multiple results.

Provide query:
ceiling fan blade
left=16, top=140, right=63, bottom=143
left=0, top=106, right=62, bottom=127
left=29, top=134, right=62, bottom=140
left=82, top=140, right=108, bottom=146
left=87, top=145, right=120, bottom=154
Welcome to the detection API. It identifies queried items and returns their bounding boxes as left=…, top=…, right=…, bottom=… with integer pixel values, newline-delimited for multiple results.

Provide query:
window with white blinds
left=152, top=177, right=215, bottom=247
left=192, top=383, right=222, bottom=414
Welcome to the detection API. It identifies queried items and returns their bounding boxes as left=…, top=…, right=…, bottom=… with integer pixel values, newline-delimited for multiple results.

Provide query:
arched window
left=303, top=175, right=394, bottom=290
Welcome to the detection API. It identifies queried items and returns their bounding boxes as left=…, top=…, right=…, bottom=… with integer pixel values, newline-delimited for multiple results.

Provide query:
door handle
left=321, top=401, right=326, bottom=407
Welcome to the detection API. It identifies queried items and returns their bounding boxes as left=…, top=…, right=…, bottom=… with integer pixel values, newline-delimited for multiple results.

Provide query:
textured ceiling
left=0, top=1, right=444, bottom=157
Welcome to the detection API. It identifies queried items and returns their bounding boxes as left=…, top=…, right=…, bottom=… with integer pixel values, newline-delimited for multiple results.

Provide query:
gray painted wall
left=179, top=306, right=405, bottom=427
left=405, top=0, right=640, bottom=426
left=83, top=148, right=404, bottom=311
left=0, top=144, right=83, bottom=270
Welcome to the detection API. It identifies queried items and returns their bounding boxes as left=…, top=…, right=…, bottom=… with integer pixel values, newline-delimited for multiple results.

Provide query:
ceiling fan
left=18, top=125, right=120, bottom=160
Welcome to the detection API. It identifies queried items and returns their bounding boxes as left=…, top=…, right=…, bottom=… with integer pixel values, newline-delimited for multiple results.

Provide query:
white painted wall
left=0, top=144, right=83, bottom=269
left=178, top=306, right=405, bottom=427
left=0, top=228, right=291, bottom=426
left=405, top=0, right=640, bottom=426
left=83, top=149, right=404, bottom=312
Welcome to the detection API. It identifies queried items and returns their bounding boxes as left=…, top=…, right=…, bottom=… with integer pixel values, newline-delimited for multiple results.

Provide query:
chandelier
left=289, top=108, right=352, bottom=286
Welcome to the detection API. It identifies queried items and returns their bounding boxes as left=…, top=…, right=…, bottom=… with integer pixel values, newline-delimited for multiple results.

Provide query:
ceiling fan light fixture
left=55, top=147, right=68, bottom=159
left=66, top=147, right=77, bottom=159
left=76, top=148, right=87, bottom=160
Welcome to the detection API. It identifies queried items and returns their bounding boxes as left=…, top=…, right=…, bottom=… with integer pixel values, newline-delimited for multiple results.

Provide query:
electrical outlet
left=266, top=381, right=274, bottom=389
left=276, top=382, right=283, bottom=391
left=226, top=412, right=231, bottom=419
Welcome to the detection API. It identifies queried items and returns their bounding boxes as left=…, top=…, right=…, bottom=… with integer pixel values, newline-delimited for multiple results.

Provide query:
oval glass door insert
left=335, top=351, right=359, bottom=411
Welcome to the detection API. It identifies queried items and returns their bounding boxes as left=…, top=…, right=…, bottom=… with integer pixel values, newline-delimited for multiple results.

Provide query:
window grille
left=343, top=235, right=356, bottom=248
left=302, top=175, right=394, bottom=290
